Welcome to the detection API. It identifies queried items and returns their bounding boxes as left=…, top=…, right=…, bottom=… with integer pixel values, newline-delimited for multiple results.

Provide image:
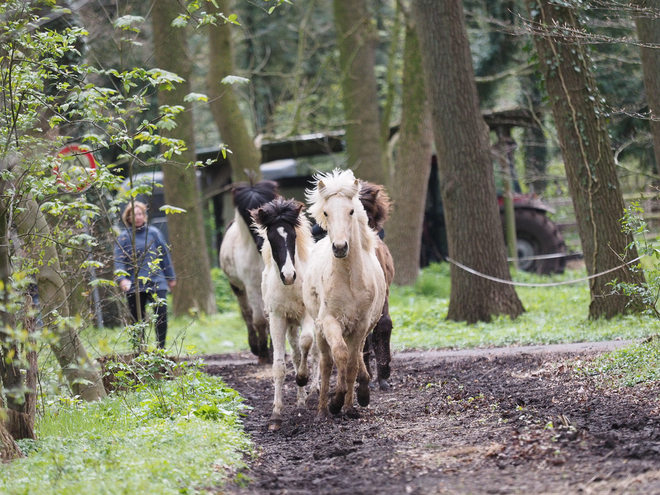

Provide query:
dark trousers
left=127, top=290, right=168, bottom=349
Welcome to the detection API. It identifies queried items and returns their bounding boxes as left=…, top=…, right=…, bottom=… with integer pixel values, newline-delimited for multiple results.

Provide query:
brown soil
left=205, top=347, right=660, bottom=494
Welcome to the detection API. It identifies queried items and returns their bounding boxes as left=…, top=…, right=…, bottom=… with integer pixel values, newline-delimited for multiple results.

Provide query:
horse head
left=253, top=198, right=305, bottom=285
left=232, top=180, right=279, bottom=251
left=307, top=169, right=366, bottom=259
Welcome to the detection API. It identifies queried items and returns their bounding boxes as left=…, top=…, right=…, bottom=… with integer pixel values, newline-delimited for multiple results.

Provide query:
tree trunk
left=0, top=198, right=35, bottom=440
left=14, top=198, right=106, bottom=401
left=207, top=0, right=262, bottom=184
left=634, top=0, right=660, bottom=173
left=526, top=0, right=644, bottom=318
left=411, top=0, right=524, bottom=323
left=152, top=0, right=217, bottom=316
left=0, top=399, right=23, bottom=462
left=387, top=23, right=433, bottom=286
left=333, top=0, right=387, bottom=186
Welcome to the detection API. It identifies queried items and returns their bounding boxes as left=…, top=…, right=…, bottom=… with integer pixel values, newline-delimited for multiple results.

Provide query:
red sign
left=54, top=144, right=98, bottom=193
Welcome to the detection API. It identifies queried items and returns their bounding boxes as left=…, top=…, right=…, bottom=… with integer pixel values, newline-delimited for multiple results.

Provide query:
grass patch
left=84, top=263, right=660, bottom=357
left=389, top=263, right=659, bottom=351
left=1, top=361, right=251, bottom=495
left=587, top=336, right=660, bottom=387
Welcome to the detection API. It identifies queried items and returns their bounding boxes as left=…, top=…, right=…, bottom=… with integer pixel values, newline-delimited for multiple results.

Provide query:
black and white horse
left=252, top=198, right=316, bottom=430
left=219, top=181, right=279, bottom=364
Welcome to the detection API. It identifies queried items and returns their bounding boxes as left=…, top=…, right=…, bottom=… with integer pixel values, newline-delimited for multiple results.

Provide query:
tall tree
left=411, top=0, right=524, bottom=323
left=526, top=0, right=644, bottom=318
left=207, top=0, right=262, bottom=183
left=15, top=198, right=106, bottom=401
left=152, top=0, right=217, bottom=316
left=333, top=0, right=387, bottom=186
left=634, top=0, right=660, bottom=173
left=387, top=19, right=433, bottom=285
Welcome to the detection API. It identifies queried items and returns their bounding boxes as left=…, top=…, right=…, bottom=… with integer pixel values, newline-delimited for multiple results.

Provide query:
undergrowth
left=587, top=336, right=660, bottom=387
left=1, top=355, right=251, bottom=495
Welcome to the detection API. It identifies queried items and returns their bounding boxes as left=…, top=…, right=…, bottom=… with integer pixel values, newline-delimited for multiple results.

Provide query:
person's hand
left=119, top=279, right=131, bottom=292
left=168, top=279, right=177, bottom=290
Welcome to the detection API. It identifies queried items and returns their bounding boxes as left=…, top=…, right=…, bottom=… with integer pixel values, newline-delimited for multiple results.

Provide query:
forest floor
left=204, top=342, right=660, bottom=495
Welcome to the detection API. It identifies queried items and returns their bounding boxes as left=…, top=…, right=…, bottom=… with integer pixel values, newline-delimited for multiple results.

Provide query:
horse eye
left=350, top=209, right=354, bottom=215
left=323, top=212, right=328, bottom=217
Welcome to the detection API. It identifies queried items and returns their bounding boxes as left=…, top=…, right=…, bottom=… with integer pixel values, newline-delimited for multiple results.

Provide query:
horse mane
left=305, top=169, right=360, bottom=230
left=252, top=198, right=313, bottom=263
left=232, top=180, right=279, bottom=248
left=359, top=181, right=391, bottom=232
left=306, top=169, right=375, bottom=252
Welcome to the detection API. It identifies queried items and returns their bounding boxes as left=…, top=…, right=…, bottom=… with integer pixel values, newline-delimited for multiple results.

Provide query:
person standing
left=114, top=201, right=176, bottom=349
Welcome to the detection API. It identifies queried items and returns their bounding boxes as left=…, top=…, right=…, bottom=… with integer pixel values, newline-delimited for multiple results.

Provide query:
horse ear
left=251, top=207, right=265, bottom=226
left=318, top=180, right=326, bottom=192
left=293, top=200, right=305, bottom=214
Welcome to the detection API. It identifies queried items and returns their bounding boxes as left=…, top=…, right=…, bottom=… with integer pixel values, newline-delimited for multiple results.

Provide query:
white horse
left=252, top=198, right=317, bottom=431
left=219, top=181, right=279, bottom=365
left=303, top=169, right=387, bottom=418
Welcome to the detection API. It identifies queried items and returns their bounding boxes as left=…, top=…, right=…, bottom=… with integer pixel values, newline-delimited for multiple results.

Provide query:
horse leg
left=362, top=333, right=373, bottom=381
left=286, top=322, right=307, bottom=408
left=296, top=313, right=315, bottom=387
left=349, top=331, right=371, bottom=409
left=372, top=299, right=393, bottom=391
left=342, top=333, right=363, bottom=416
left=322, top=317, right=348, bottom=416
left=316, top=329, right=333, bottom=419
left=248, top=287, right=272, bottom=365
left=269, top=315, right=287, bottom=431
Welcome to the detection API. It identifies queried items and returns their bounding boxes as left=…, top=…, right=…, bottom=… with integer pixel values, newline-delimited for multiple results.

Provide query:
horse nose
left=332, top=241, right=348, bottom=258
left=281, top=270, right=296, bottom=285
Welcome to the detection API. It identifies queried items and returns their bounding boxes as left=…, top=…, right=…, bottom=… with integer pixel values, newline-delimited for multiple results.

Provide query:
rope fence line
left=445, top=254, right=646, bottom=287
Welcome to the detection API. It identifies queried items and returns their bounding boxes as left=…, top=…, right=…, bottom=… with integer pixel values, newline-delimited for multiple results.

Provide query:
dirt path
left=205, top=343, right=660, bottom=494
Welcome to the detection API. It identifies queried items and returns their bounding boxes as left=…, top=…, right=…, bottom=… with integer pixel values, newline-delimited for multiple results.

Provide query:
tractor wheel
left=502, top=208, right=567, bottom=275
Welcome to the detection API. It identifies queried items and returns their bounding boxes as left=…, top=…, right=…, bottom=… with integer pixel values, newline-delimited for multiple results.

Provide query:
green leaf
left=221, top=75, right=250, bottom=85
left=183, top=92, right=208, bottom=103
left=159, top=205, right=187, bottom=215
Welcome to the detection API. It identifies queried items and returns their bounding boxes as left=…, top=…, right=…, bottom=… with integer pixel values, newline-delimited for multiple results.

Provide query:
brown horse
left=359, top=182, right=395, bottom=391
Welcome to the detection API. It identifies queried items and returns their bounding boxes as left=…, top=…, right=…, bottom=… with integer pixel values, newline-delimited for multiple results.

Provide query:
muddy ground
left=205, top=346, right=660, bottom=494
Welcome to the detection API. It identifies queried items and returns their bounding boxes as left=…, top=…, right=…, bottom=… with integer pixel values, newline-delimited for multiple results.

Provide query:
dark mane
left=359, top=181, right=391, bottom=232
left=232, top=180, right=279, bottom=248
left=252, top=198, right=303, bottom=230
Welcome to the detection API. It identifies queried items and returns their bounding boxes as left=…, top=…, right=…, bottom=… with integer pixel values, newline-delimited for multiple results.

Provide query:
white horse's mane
left=305, top=169, right=375, bottom=252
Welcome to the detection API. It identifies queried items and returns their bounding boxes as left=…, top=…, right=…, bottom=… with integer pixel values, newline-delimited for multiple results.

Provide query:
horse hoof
left=368, top=380, right=377, bottom=390
left=329, top=392, right=345, bottom=415
left=269, top=419, right=282, bottom=431
left=344, top=407, right=361, bottom=419
left=296, top=374, right=309, bottom=387
left=258, top=355, right=273, bottom=366
left=379, top=379, right=391, bottom=392
left=357, top=382, right=370, bottom=407
left=316, top=409, right=331, bottom=422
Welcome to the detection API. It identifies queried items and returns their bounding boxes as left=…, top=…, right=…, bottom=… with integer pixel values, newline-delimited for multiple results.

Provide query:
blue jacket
left=114, top=224, right=176, bottom=293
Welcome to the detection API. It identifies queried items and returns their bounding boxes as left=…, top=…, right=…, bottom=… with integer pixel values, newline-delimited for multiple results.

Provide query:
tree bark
left=412, top=0, right=524, bottom=323
left=634, top=0, right=660, bottom=173
left=387, top=23, right=433, bottom=286
left=526, top=0, right=644, bottom=318
left=14, top=198, right=106, bottom=401
left=152, top=0, right=217, bottom=316
left=207, top=0, right=262, bottom=183
left=333, top=0, right=387, bottom=186
left=0, top=399, right=23, bottom=462
left=0, top=198, right=35, bottom=440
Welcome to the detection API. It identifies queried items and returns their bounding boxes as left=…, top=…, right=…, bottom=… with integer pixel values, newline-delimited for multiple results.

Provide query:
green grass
left=388, top=263, right=659, bottom=351
left=587, top=336, right=660, bottom=387
left=1, top=367, right=251, bottom=495
left=81, top=262, right=660, bottom=357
